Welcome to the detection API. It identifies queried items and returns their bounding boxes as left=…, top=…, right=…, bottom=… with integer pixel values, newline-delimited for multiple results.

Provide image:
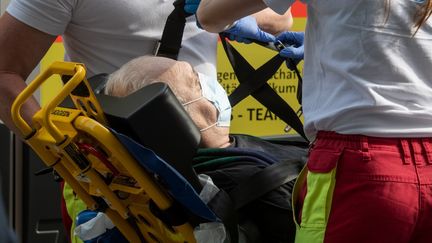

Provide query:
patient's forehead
left=137, top=56, right=199, bottom=99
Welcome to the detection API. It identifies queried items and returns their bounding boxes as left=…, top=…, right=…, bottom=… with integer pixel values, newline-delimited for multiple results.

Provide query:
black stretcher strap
left=156, top=0, right=193, bottom=60
left=158, top=2, right=306, bottom=241
left=220, top=35, right=307, bottom=140
left=286, top=59, right=303, bottom=104
left=228, top=159, right=300, bottom=210
left=158, top=4, right=241, bottom=242
left=226, top=47, right=285, bottom=107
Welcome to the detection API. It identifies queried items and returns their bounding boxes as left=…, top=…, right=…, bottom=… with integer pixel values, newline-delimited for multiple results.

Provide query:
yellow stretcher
left=11, top=61, right=199, bottom=243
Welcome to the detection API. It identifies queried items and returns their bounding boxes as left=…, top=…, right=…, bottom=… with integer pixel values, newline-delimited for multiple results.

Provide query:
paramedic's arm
left=253, top=8, right=293, bottom=35
left=197, top=0, right=267, bottom=33
left=0, top=13, right=56, bottom=137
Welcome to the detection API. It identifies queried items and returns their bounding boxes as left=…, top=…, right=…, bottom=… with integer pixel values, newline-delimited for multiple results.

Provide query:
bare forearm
left=253, top=8, right=293, bottom=35
left=0, top=13, right=55, bottom=138
left=0, top=73, right=40, bottom=138
left=197, top=0, right=267, bottom=32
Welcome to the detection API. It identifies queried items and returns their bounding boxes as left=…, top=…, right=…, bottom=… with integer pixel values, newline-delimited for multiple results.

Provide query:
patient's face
left=107, top=55, right=230, bottom=148
left=140, top=57, right=219, bottom=133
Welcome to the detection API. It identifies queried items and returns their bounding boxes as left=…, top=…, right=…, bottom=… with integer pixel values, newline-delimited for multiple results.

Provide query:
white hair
left=104, top=56, right=190, bottom=103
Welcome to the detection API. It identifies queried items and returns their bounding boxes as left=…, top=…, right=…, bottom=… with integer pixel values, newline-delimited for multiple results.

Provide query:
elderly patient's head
left=104, top=56, right=231, bottom=148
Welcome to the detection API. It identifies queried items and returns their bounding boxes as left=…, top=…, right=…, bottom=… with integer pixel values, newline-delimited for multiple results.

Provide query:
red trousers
left=295, top=131, right=432, bottom=243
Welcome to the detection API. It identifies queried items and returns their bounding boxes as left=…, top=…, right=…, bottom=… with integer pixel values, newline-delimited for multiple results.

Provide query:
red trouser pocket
left=293, top=148, right=342, bottom=243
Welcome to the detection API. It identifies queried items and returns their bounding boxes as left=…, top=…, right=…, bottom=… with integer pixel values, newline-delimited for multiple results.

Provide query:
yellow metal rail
left=11, top=61, right=196, bottom=243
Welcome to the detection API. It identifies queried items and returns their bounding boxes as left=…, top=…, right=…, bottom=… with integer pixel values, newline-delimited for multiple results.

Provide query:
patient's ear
left=159, top=61, right=202, bottom=104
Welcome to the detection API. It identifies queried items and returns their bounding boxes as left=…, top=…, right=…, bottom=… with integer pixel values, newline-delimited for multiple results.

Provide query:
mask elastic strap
left=199, top=122, right=217, bottom=132
left=182, top=96, right=203, bottom=106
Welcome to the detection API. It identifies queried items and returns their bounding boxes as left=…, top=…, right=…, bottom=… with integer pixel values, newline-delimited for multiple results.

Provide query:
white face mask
left=182, top=72, right=232, bottom=132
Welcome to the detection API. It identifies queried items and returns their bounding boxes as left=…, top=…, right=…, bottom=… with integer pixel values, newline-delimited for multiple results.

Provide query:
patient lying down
left=73, top=56, right=306, bottom=243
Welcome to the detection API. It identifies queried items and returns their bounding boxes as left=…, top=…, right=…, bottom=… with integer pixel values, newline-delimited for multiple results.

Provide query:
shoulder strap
left=220, top=35, right=308, bottom=141
left=228, top=159, right=300, bottom=210
left=155, top=0, right=192, bottom=59
left=157, top=5, right=243, bottom=242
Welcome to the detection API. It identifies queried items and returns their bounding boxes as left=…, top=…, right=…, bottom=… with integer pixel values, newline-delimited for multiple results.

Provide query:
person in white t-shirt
left=191, top=0, right=432, bottom=242
left=0, top=1, right=293, bottom=242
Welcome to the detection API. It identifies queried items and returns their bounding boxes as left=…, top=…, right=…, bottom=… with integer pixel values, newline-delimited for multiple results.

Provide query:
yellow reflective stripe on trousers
left=293, top=166, right=337, bottom=243
left=63, top=183, right=87, bottom=243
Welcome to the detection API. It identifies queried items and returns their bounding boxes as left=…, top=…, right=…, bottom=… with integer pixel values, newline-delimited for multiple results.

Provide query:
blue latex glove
left=276, top=31, right=304, bottom=70
left=224, top=16, right=276, bottom=44
left=185, top=0, right=200, bottom=14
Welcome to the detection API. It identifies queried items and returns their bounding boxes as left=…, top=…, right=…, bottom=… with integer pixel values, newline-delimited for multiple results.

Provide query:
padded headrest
left=79, top=74, right=203, bottom=191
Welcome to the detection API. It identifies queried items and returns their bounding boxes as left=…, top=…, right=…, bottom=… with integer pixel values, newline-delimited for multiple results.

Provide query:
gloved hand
left=184, top=0, right=200, bottom=14
left=224, top=16, right=276, bottom=44
left=276, top=31, right=304, bottom=70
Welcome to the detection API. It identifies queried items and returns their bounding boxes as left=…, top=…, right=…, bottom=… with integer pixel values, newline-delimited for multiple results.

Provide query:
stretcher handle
left=11, top=62, right=86, bottom=141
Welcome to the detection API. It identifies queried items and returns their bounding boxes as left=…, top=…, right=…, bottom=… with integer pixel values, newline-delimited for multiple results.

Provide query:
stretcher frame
left=11, top=61, right=197, bottom=243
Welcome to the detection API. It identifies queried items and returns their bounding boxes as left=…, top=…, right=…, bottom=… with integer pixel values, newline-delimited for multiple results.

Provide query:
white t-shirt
left=265, top=0, right=432, bottom=140
left=6, top=0, right=218, bottom=78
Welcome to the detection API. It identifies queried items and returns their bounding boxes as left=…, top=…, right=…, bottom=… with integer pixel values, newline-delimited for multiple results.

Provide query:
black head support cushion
left=72, top=74, right=203, bottom=191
